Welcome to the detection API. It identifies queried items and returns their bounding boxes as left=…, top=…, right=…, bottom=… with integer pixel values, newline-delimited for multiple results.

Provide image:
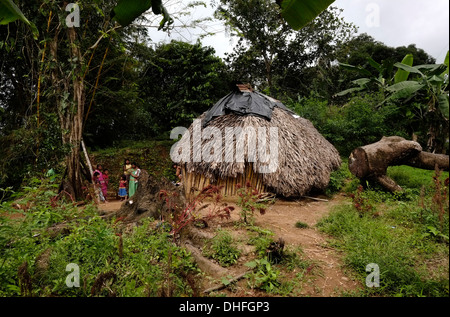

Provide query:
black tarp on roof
left=202, top=90, right=295, bottom=127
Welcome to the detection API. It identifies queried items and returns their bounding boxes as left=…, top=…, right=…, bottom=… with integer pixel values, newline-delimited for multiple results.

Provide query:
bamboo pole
left=36, top=11, right=53, bottom=128
left=81, top=139, right=94, bottom=181
left=84, top=38, right=111, bottom=125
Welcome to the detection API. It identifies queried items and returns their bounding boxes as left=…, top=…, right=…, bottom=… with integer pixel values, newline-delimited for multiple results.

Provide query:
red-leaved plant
left=349, top=185, right=375, bottom=217
left=159, top=185, right=235, bottom=240
left=236, top=181, right=268, bottom=224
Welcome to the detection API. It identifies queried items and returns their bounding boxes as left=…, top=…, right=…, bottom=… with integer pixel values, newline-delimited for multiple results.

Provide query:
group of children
left=92, top=159, right=141, bottom=203
left=119, top=159, right=141, bottom=201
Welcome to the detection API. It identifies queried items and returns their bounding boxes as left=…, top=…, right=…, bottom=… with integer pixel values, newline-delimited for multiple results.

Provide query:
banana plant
left=384, top=51, right=449, bottom=153
left=334, top=56, right=397, bottom=97
left=385, top=51, right=449, bottom=120
left=0, top=0, right=38, bottom=39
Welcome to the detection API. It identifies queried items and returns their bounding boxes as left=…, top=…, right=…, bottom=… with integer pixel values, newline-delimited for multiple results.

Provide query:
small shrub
left=204, top=230, right=241, bottom=267
left=236, top=182, right=270, bottom=225
left=248, top=234, right=274, bottom=258
left=245, top=258, right=280, bottom=293
left=325, top=160, right=354, bottom=196
left=295, top=221, right=309, bottom=229
left=349, top=185, right=376, bottom=217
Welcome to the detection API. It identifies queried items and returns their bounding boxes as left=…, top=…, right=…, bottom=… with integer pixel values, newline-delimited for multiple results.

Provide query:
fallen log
left=203, top=270, right=251, bottom=294
left=349, top=136, right=449, bottom=192
left=183, top=241, right=229, bottom=278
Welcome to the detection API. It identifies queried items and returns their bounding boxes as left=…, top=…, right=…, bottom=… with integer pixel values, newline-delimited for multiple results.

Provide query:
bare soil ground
left=253, top=194, right=361, bottom=296
left=99, top=193, right=363, bottom=297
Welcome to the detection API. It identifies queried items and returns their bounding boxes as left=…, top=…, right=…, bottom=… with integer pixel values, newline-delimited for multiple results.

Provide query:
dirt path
left=98, top=199, right=125, bottom=213
left=99, top=194, right=362, bottom=296
left=254, top=194, right=361, bottom=296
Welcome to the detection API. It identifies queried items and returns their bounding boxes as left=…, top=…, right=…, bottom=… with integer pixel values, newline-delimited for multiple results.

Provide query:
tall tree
left=136, top=40, right=231, bottom=135
left=0, top=0, right=169, bottom=196
left=215, top=0, right=356, bottom=98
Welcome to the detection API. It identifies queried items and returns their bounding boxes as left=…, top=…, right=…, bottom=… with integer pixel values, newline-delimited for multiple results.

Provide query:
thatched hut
left=172, top=84, right=341, bottom=198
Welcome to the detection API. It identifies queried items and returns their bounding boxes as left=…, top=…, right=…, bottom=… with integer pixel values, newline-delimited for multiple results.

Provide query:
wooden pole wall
left=183, top=163, right=267, bottom=199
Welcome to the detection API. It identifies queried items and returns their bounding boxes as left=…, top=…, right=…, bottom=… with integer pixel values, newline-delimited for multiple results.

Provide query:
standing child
left=93, top=172, right=106, bottom=203
left=94, top=164, right=108, bottom=202
left=128, top=162, right=141, bottom=198
left=118, top=175, right=128, bottom=201
left=103, top=168, right=110, bottom=199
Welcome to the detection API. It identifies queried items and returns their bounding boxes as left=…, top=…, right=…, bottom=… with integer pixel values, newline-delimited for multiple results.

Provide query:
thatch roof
left=175, top=89, right=341, bottom=197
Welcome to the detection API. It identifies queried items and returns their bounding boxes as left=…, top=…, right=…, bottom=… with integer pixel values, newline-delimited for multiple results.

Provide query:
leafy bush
left=325, top=159, right=355, bottom=196
left=203, top=230, right=241, bottom=267
left=248, top=229, right=275, bottom=258
left=245, top=258, right=280, bottom=293
left=288, top=93, right=409, bottom=156
left=0, top=179, right=201, bottom=297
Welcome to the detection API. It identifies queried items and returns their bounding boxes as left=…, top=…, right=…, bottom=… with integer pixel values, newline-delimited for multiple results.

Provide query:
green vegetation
left=0, top=180, right=200, bottom=297
left=245, top=258, right=281, bottom=292
left=90, top=140, right=177, bottom=194
left=295, top=221, right=309, bottom=229
left=325, top=159, right=357, bottom=195
left=0, top=0, right=448, bottom=299
left=288, top=93, right=409, bottom=156
left=317, top=166, right=449, bottom=297
left=203, top=230, right=241, bottom=267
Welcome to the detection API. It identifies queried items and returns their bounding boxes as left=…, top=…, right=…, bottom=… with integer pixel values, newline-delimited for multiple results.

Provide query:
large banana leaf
left=111, top=0, right=172, bottom=29
left=338, top=62, right=372, bottom=77
left=367, top=57, right=382, bottom=73
left=444, top=51, right=449, bottom=77
left=0, top=0, right=38, bottom=39
left=394, top=54, right=413, bottom=84
left=437, top=93, right=449, bottom=119
left=111, top=0, right=152, bottom=26
left=414, top=64, right=447, bottom=76
left=278, top=0, right=335, bottom=30
left=393, top=62, right=424, bottom=77
left=334, top=86, right=365, bottom=97
left=385, top=81, right=424, bottom=101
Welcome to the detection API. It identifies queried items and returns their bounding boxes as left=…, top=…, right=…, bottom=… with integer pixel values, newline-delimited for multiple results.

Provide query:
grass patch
left=318, top=163, right=449, bottom=297
left=203, top=230, right=241, bottom=267
left=317, top=203, right=449, bottom=297
left=295, top=221, right=309, bottom=229
left=0, top=180, right=201, bottom=297
left=387, top=165, right=449, bottom=192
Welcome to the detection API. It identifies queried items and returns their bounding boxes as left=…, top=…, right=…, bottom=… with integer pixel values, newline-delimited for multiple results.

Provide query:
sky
left=149, top=0, right=450, bottom=63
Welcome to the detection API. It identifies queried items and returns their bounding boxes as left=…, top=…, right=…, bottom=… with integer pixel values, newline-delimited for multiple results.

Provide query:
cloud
left=149, top=0, right=449, bottom=63
left=333, top=0, right=449, bottom=62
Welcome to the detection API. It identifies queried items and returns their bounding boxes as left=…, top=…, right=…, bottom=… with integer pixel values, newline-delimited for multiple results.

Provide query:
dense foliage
left=1, top=0, right=445, bottom=192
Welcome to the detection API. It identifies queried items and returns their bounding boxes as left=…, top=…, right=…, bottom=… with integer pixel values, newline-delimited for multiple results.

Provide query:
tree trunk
left=62, top=23, right=85, bottom=199
left=49, top=10, right=85, bottom=199
left=349, top=136, right=449, bottom=192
